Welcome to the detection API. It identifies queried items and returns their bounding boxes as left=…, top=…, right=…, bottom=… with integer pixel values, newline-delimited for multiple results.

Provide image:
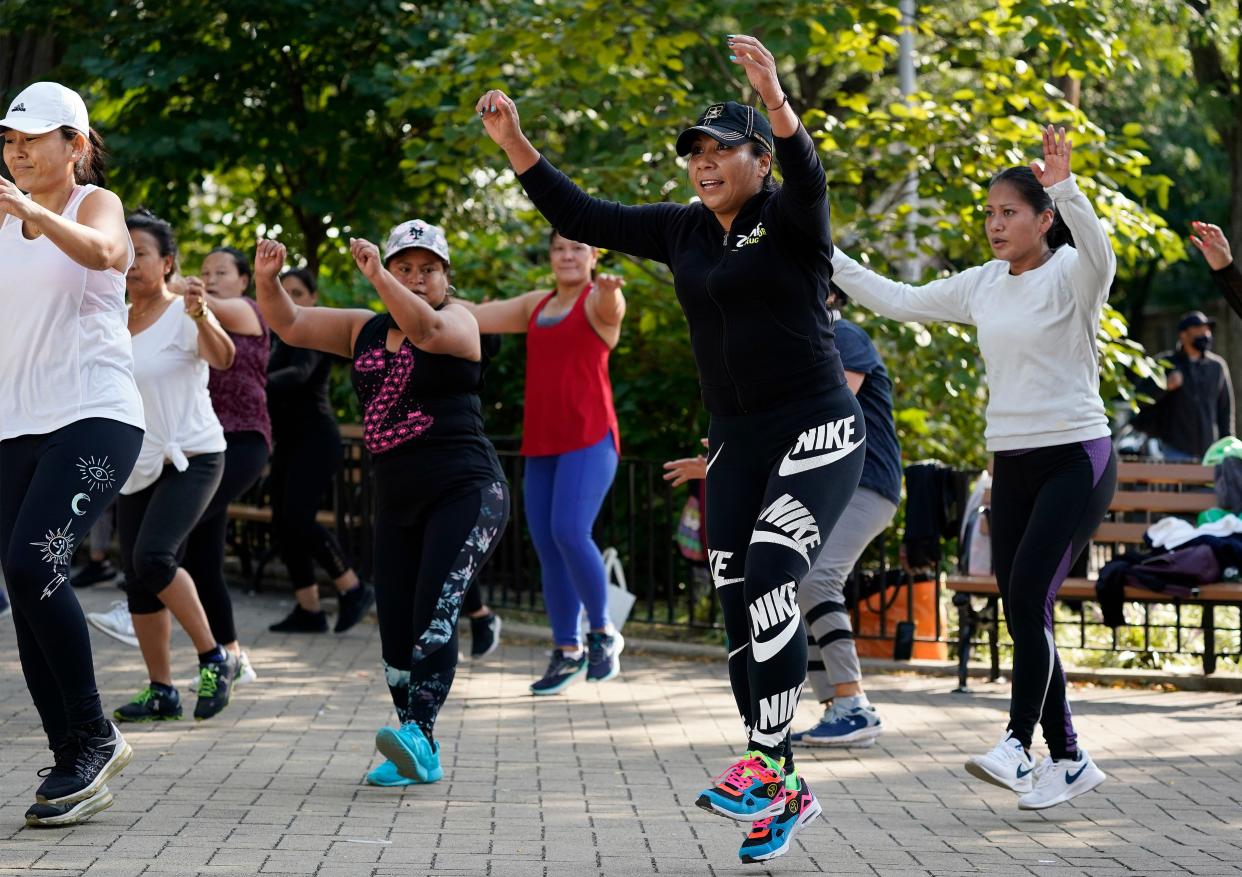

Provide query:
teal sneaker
left=375, top=722, right=443, bottom=783
left=364, top=758, right=416, bottom=787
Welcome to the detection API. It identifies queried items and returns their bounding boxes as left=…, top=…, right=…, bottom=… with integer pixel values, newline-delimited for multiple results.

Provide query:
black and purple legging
left=991, top=436, right=1117, bottom=760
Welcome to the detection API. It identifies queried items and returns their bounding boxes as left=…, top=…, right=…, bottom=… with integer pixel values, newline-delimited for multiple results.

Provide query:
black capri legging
left=991, top=436, right=1117, bottom=760
left=117, top=453, right=224, bottom=615
left=270, top=419, right=351, bottom=589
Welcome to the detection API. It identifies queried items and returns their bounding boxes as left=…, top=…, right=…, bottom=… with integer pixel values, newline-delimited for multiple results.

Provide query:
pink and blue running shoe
left=694, top=750, right=786, bottom=821
left=738, top=773, right=822, bottom=863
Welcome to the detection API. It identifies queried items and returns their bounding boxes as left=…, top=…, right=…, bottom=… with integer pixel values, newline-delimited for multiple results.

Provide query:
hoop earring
left=447, top=284, right=457, bottom=296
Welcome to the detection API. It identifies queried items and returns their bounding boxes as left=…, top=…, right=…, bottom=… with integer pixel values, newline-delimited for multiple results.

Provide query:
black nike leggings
left=706, top=387, right=865, bottom=766
left=991, top=436, right=1116, bottom=760
left=0, top=418, right=143, bottom=747
left=375, top=481, right=509, bottom=743
left=269, top=421, right=351, bottom=590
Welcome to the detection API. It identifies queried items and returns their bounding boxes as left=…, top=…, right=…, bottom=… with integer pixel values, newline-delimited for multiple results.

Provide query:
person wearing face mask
left=252, top=222, right=508, bottom=788
left=264, top=267, right=375, bottom=635
left=461, top=229, right=625, bottom=691
left=1137, top=310, right=1234, bottom=462
left=479, top=35, right=861, bottom=865
left=830, top=126, right=1117, bottom=810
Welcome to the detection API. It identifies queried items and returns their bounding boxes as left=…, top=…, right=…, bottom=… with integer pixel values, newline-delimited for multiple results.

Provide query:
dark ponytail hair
left=60, top=127, right=108, bottom=187
left=126, top=208, right=178, bottom=280
left=280, top=267, right=317, bottom=295
left=750, top=142, right=779, bottom=192
left=208, top=245, right=253, bottom=292
left=989, top=166, right=1074, bottom=250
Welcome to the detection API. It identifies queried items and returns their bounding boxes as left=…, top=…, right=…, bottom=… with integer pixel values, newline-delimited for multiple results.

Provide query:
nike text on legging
left=706, top=387, right=865, bottom=762
left=991, top=436, right=1116, bottom=759
left=797, top=487, right=897, bottom=700
left=270, top=422, right=351, bottom=590
left=524, top=432, right=618, bottom=646
left=181, top=431, right=269, bottom=645
left=375, top=482, right=509, bottom=741
left=0, top=418, right=143, bottom=745
left=118, top=453, right=224, bottom=614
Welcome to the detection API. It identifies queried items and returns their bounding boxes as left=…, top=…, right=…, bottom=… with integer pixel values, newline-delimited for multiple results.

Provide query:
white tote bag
left=580, top=546, right=637, bottom=634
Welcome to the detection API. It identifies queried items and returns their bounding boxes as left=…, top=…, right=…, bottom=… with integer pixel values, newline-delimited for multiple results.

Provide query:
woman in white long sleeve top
left=831, top=126, right=1116, bottom=811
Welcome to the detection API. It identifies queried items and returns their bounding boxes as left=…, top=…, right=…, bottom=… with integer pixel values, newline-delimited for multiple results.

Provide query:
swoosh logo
left=706, top=442, right=725, bottom=473
left=777, top=440, right=862, bottom=477
left=1016, top=765, right=1032, bottom=779
left=713, top=575, right=744, bottom=589
left=1066, top=763, right=1088, bottom=784
left=751, top=613, right=802, bottom=663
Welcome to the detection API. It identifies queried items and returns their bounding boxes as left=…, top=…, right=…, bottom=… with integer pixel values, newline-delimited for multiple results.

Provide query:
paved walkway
left=1, top=585, right=1241, bottom=876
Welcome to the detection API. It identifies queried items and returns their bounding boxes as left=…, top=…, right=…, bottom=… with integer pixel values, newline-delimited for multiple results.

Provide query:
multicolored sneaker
left=364, top=758, right=417, bottom=788
left=738, top=773, right=822, bottom=863
left=374, top=722, right=443, bottom=783
left=694, top=750, right=786, bottom=821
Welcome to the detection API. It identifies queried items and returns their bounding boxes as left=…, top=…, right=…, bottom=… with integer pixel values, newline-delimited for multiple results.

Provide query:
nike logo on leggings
left=778, top=415, right=862, bottom=476
left=750, top=583, right=801, bottom=663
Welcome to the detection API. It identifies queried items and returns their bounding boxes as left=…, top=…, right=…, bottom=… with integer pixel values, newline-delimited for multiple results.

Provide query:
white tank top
left=121, top=296, right=226, bottom=494
left=0, top=184, right=144, bottom=441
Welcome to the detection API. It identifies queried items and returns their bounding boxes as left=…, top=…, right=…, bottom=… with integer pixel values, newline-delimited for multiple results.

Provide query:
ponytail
left=61, top=126, right=108, bottom=187
left=989, top=165, right=1075, bottom=251
left=1046, top=209, right=1075, bottom=250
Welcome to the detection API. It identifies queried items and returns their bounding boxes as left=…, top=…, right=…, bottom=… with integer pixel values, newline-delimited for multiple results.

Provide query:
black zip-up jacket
left=516, top=125, right=844, bottom=416
left=1212, top=261, right=1242, bottom=320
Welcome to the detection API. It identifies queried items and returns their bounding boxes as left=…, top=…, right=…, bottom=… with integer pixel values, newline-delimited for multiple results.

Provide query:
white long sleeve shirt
left=831, top=175, right=1117, bottom=452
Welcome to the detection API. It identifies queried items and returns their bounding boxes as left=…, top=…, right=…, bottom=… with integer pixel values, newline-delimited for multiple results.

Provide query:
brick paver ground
left=0, top=585, right=1240, bottom=876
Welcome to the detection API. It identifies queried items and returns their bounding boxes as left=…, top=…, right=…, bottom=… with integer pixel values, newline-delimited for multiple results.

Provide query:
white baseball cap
left=383, top=219, right=451, bottom=265
left=0, top=82, right=90, bottom=136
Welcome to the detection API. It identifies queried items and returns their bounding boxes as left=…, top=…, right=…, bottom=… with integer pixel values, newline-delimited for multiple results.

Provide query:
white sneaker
left=87, top=601, right=139, bottom=648
left=235, top=650, right=258, bottom=684
left=1017, top=749, right=1106, bottom=810
left=965, top=732, right=1036, bottom=793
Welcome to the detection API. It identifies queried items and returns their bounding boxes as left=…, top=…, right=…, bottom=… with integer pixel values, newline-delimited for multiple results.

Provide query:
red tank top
left=520, top=285, right=620, bottom=457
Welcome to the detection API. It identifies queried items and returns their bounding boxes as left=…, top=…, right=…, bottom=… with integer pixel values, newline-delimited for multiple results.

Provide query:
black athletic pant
left=991, top=436, right=1116, bottom=760
left=270, top=421, right=350, bottom=590
left=117, top=453, right=224, bottom=615
left=0, top=418, right=142, bottom=747
left=375, top=482, right=509, bottom=742
left=706, top=387, right=865, bottom=765
left=182, top=431, right=269, bottom=645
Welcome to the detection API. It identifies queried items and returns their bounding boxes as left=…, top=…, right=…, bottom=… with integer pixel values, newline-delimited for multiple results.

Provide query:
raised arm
left=1190, top=221, right=1242, bottom=321
left=267, top=344, right=323, bottom=389
left=586, top=274, right=626, bottom=336
left=253, top=239, right=372, bottom=360
left=830, top=248, right=978, bottom=324
left=477, top=88, right=680, bottom=262
left=350, top=238, right=481, bottom=361
left=1032, top=125, right=1117, bottom=302
left=192, top=276, right=263, bottom=337
left=184, top=282, right=236, bottom=370
left=0, top=181, right=129, bottom=272
left=459, top=291, right=544, bottom=335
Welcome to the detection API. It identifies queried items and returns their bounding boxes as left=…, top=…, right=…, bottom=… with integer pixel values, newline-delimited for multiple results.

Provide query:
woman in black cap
left=478, top=34, right=859, bottom=864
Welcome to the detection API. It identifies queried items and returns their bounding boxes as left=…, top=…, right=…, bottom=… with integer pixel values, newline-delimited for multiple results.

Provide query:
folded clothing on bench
left=1094, top=534, right=1242, bottom=626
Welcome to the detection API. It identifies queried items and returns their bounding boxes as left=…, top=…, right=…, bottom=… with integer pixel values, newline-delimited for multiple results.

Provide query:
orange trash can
left=853, top=577, right=947, bottom=660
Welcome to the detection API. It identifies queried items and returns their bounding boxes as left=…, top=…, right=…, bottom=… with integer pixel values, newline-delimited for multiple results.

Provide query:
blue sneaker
left=374, top=723, right=443, bottom=783
left=791, top=701, right=882, bottom=748
left=530, top=649, right=587, bottom=695
left=586, top=630, right=624, bottom=682
left=364, top=758, right=416, bottom=787
left=738, top=773, right=822, bottom=863
left=694, top=750, right=786, bottom=821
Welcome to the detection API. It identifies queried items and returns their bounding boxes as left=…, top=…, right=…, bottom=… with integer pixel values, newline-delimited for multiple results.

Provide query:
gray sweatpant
left=797, top=487, right=897, bottom=702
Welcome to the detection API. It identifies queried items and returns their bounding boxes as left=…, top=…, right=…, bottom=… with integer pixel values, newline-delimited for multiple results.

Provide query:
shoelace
left=197, top=664, right=221, bottom=697
left=586, top=633, right=609, bottom=664
left=714, top=754, right=776, bottom=793
left=36, top=738, right=79, bottom=779
left=130, top=687, right=155, bottom=706
left=37, top=732, right=109, bottom=782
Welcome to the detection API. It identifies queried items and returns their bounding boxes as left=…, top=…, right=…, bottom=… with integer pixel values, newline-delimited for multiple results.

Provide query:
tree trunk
left=1051, top=75, right=1081, bottom=108
left=0, top=31, right=62, bottom=98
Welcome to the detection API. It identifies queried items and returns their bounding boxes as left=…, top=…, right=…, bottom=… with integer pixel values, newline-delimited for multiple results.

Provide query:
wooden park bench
left=946, top=460, right=1242, bottom=677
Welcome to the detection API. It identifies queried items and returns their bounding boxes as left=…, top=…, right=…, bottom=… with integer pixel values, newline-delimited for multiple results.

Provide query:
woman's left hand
left=0, top=175, right=39, bottom=222
left=727, top=35, right=784, bottom=109
left=1031, top=124, right=1072, bottom=188
left=350, top=237, right=383, bottom=282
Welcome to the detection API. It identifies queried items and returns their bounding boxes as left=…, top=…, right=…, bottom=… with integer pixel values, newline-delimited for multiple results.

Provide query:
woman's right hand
left=476, top=89, right=525, bottom=150
left=1191, top=221, right=1233, bottom=271
left=184, top=278, right=208, bottom=320
left=662, top=438, right=711, bottom=486
left=255, top=239, right=287, bottom=281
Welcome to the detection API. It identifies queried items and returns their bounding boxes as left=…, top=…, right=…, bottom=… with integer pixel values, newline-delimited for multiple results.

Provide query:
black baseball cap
left=1177, top=310, right=1216, bottom=332
left=676, top=101, right=774, bottom=157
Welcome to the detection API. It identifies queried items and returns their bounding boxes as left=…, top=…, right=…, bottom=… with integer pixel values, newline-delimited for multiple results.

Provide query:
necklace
left=129, top=294, right=170, bottom=322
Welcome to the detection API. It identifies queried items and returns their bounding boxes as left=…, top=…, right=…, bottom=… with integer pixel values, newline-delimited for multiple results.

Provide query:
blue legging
left=524, top=432, right=618, bottom=648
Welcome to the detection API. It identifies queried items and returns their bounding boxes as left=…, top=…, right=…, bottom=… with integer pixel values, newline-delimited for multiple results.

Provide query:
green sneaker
left=113, top=685, right=182, bottom=722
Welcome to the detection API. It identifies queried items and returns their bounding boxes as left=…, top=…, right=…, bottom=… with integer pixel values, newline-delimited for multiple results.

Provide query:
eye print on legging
left=76, top=455, right=117, bottom=492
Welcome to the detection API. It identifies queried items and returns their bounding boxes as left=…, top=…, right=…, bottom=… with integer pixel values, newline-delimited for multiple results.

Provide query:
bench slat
left=946, top=574, right=1242, bottom=603
left=1116, top=461, right=1213, bottom=483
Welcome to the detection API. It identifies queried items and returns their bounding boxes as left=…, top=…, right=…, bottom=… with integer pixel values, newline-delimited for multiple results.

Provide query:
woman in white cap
left=0, top=81, right=141, bottom=826
left=252, top=221, right=508, bottom=787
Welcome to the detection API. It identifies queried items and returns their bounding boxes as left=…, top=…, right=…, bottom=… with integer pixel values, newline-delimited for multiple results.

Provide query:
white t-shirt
left=830, top=175, right=1117, bottom=452
left=0, top=184, right=144, bottom=441
left=121, top=296, right=226, bottom=494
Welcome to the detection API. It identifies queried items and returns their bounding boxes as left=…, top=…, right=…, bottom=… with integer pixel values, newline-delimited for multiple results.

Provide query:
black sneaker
left=268, top=605, right=329, bottom=633
left=529, top=649, right=587, bottom=695
left=334, top=582, right=375, bottom=633
left=72, top=558, right=120, bottom=589
left=113, top=684, right=182, bottom=723
left=586, top=630, right=625, bottom=683
left=25, top=785, right=114, bottom=827
left=193, top=651, right=240, bottom=720
left=36, top=722, right=132, bottom=805
left=469, top=612, right=502, bottom=658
